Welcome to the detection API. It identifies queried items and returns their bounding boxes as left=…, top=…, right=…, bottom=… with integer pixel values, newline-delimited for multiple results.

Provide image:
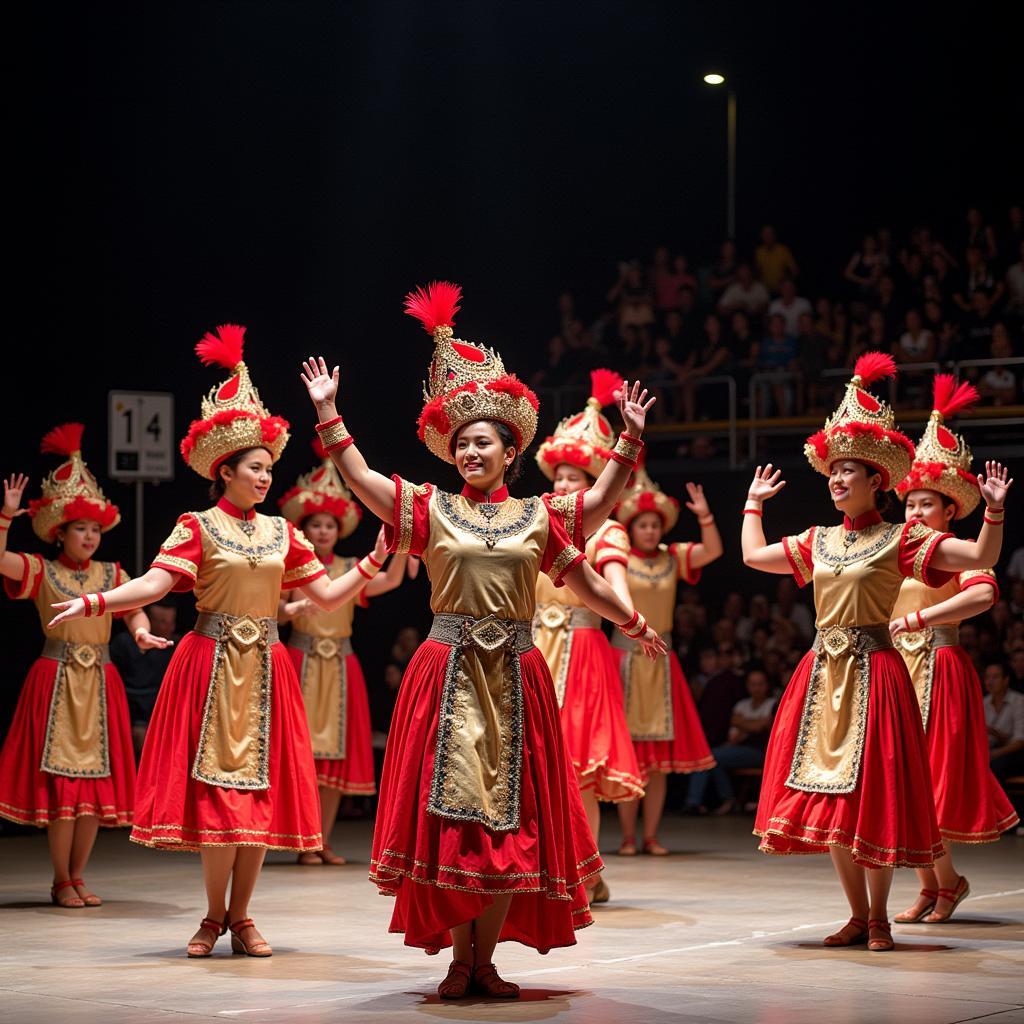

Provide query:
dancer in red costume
left=533, top=369, right=645, bottom=905
left=612, top=466, right=722, bottom=856
left=279, top=440, right=411, bottom=865
left=890, top=377, right=1019, bottom=924
left=48, top=326, right=389, bottom=958
left=743, top=353, right=1011, bottom=952
left=0, top=426, right=167, bottom=908
left=299, top=280, right=665, bottom=1000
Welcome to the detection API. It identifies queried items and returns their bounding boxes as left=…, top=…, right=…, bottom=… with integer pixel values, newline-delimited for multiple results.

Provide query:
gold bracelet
left=613, top=433, right=644, bottom=466
left=316, top=417, right=353, bottom=453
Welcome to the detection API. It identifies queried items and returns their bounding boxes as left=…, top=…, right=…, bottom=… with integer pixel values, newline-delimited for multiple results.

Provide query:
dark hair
left=984, top=661, right=1010, bottom=679
left=450, top=420, right=523, bottom=485
left=208, top=448, right=269, bottom=501
left=874, top=488, right=892, bottom=516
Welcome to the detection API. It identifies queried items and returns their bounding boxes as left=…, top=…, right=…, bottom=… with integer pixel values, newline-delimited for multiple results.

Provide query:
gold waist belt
left=41, top=638, right=110, bottom=670
left=895, top=624, right=959, bottom=655
left=534, top=603, right=601, bottom=632
left=812, top=623, right=892, bottom=659
left=194, top=611, right=279, bottom=649
left=289, top=630, right=353, bottom=660
left=428, top=612, right=534, bottom=654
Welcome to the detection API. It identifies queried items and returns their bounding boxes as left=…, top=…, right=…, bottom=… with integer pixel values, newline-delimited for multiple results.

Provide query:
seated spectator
left=695, top=647, right=747, bottom=753
left=737, top=593, right=772, bottom=647
left=798, top=312, right=844, bottom=413
left=681, top=314, right=734, bottom=422
left=684, top=669, right=777, bottom=814
left=894, top=308, right=936, bottom=363
left=965, top=206, right=998, bottom=262
left=1006, top=240, right=1024, bottom=319
left=530, top=333, right=571, bottom=389
left=755, top=224, right=799, bottom=293
left=983, top=662, right=1024, bottom=781
left=110, top=601, right=180, bottom=761
left=608, top=262, right=655, bottom=329
left=874, top=273, right=903, bottom=338
left=756, top=313, right=798, bottom=415
left=1004, top=549, right=1024, bottom=585
left=647, top=335, right=692, bottom=420
left=708, top=239, right=739, bottom=300
left=689, top=647, right=719, bottom=701
left=1008, top=647, right=1024, bottom=694
left=954, top=245, right=1004, bottom=313
left=772, top=577, right=814, bottom=644
left=718, top=263, right=769, bottom=318
left=978, top=326, right=1018, bottom=406
left=769, top=278, right=812, bottom=337
left=843, top=233, right=885, bottom=297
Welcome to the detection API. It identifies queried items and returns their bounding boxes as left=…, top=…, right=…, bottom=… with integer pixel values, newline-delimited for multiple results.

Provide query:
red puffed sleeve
left=958, top=567, right=998, bottom=599
left=593, top=521, right=630, bottom=573
left=670, top=541, right=702, bottom=585
left=544, top=490, right=586, bottom=551
left=898, top=521, right=955, bottom=588
left=3, top=552, right=44, bottom=600
left=781, top=527, right=815, bottom=588
left=540, top=503, right=586, bottom=587
left=282, top=522, right=327, bottom=588
left=384, top=476, right=433, bottom=557
left=151, top=513, right=204, bottom=592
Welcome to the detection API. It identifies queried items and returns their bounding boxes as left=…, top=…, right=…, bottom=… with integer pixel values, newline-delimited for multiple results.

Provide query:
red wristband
left=620, top=610, right=640, bottom=632
left=96, top=592, right=106, bottom=616
left=610, top=450, right=638, bottom=468
left=367, top=553, right=383, bottom=569
left=916, top=610, right=925, bottom=630
left=356, top=562, right=373, bottom=580
left=0, top=511, right=12, bottom=523
left=742, top=508, right=763, bottom=518
left=903, top=615, right=911, bottom=631
left=984, top=515, right=1003, bottom=526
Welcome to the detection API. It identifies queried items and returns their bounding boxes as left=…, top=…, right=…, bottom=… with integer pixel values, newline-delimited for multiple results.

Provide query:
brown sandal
left=617, top=835, right=638, bottom=856
left=868, top=918, right=894, bottom=952
left=229, top=918, right=273, bottom=957
left=924, top=876, right=970, bottom=923
left=437, top=959, right=472, bottom=999
left=642, top=836, right=670, bottom=856
left=71, top=878, right=101, bottom=907
left=823, top=916, right=868, bottom=947
left=894, top=888, right=938, bottom=923
left=50, top=879, right=85, bottom=909
left=472, top=962, right=520, bottom=999
left=187, top=917, right=227, bottom=958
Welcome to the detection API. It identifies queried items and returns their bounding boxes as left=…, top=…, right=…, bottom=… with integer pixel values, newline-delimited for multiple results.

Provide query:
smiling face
left=219, top=447, right=274, bottom=509
left=552, top=463, right=592, bottom=496
left=302, top=511, right=340, bottom=557
left=453, top=421, right=514, bottom=494
left=629, top=511, right=664, bottom=553
left=57, top=519, right=102, bottom=562
left=903, top=489, right=955, bottom=531
left=828, top=460, right=882, bottom=515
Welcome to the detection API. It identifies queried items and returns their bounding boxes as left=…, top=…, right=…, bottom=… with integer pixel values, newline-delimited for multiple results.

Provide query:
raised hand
left=300, top=356, right=340, bottom=407
left=638, top=628, right=669, bottom=660
left=684, top=482, right=711, bottom=518
left=614, top=380, right=656, bottom=437
left=372, top=525, right=389, bottom=565
left=977, top=460, right=1013, bottom=508
left=747, top=464, right=786, bottom=503
left=2, top=473, right=30, bottom=518
left=135, top=630, right=175, bottom=651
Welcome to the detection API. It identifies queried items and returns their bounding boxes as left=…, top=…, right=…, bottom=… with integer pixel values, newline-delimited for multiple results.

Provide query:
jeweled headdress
left=29, top=423, right=121, bottom=542
left=180, top=324, right=290, bottom=479
left=278, top=438, right=362, bottom=538
left=536, top=368, right=620, bottom=482
left=804, top=352, right=915, bottom=490
left=613, top=464, right=680, bottom=532
left=895, top=375, right=980, bottom=518
left=405, top=282, right=539, bottom=463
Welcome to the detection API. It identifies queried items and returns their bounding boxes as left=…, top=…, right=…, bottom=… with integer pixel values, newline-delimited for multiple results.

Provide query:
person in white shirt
left=983, top=662, right=1024, bottom=781
left=718, top=264, right=770, bottom=317
left=768, top=279, right=812, bottom=337
left=1005, top=240, right=1024, bottom=317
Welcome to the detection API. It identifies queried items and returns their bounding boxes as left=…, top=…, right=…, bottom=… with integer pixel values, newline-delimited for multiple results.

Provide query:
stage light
left=703, top=73, right=726, bottom=86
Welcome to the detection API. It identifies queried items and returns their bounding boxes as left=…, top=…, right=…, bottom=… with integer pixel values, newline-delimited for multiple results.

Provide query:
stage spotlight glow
left=703, top=73, right=726, bottom=85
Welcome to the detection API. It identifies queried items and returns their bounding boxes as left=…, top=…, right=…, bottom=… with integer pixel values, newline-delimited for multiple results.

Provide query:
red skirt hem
left=754, top=823, right=945, bottom=869
left=0, top=799, right=131, bottom=828
left=129, top=822, right=322, bottom=853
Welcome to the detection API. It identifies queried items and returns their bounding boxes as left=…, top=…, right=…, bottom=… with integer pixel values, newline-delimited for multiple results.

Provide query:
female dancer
left=891, top=377, right=1018, bottom=924
left=48, top=326, right=391, bottom=958
left=299, top=280, right=665, bottom=999
left=0, top=425, right=166, bottom=907
left=612, top=467, right=722, bottom=855
left=743, top=353, right=1010, bottom=952
left=279, top=441, right=409, bottom=864
left=533, top=369, right=645, bottom=905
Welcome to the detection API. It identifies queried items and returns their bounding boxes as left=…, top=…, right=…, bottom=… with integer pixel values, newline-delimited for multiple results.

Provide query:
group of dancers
left=0, top=281, right=1017, bottom=998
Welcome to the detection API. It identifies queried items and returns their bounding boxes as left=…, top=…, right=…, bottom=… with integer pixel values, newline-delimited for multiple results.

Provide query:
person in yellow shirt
left=755, top=224, right=799, bottom=294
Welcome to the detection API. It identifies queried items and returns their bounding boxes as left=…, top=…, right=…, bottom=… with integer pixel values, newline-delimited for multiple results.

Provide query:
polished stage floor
left=1, top=815, right=1022, bottom=1024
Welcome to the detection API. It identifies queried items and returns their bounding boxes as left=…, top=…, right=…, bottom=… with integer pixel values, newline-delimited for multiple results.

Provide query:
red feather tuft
left=311, top=436, right=328, bottom=460
left=805, top=429, right=829, bottom=460
left=260, top=415, right=290, bottom=443
left=932, top=374, right=979, bottom=419
left=196, top=324, right=246, bottom=370
left=590, top=368, right=622, bottom=408
left=40, top=422, right=85, bottom=457
left=853, top=351, right=897, bottom=387
left=404, top=281, right=462, bottom=335
left=486, top=374, right=540, bottom=410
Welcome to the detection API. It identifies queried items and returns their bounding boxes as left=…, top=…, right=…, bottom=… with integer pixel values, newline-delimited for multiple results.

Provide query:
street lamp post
left=703, top=73, right=736, bottom=241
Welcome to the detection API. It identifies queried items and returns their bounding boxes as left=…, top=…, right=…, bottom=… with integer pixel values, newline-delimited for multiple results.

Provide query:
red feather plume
left=196, top=324, right=246, bottom=369
left=404, top=281, right=462, bottom=335
left=590, top=368, right=622, bottom=407
left=932, top=374, right=979, bottom=419
left=853, top=351, right=896, bottom=387
left=311, top=436, right=328, bottom=460
left=40, top=422, right=85, bottom=456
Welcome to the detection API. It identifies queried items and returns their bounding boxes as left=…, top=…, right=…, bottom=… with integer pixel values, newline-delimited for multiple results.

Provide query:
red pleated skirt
left=610, top=648, right=715, bottom=778
left=755, top=648, right=943, bottom=868
left=0, top=658, right=135, bottom=827
left=370, top=640, right=602, bottom=955
left=926, top=646, right=1018, bottom=842
left=130, top=632, right=322, bottom=852
left=560, top=628, right=644, bottom=802
left=285, top=646, right=377, bottom=796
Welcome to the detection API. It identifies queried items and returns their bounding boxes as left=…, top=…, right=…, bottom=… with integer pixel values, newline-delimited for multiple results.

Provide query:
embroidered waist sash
left=288, top=630, right=353, bottom=759
left=191, top=612, right=279, bottom=790
left=532, top=603, right=602, bottom=708
left=894, top=624, right=960, bottom=732
left=611, top=630, right=675, bottom=741
left=425, top=613, right=533, bottom=832
left=38, top=639, right=111, bottom=778
left=786, top=624, right=893, bottom=795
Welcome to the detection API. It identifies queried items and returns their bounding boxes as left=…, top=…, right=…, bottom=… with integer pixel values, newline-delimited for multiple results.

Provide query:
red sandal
left=894, top=888, right=938, bottom=924
left=229, top=918, right=273, bottom=957
left=868, top=918, right=894, bottom=952
left=50, top=879, right=85, bottom=909
left=823, top=917, right=868, bottom=947
left=617, top=835, right=638, bottom=856
left=472, top=962, right=520, bottom=999
left=187, top=917, right=227, bottom=958
left=71, top=878, right=101, bottom=907
left=642, top=836, right=670, bottom=856
left=924, top=876, right=970, bottom=923
left=437, top=959, right=472, bottom=999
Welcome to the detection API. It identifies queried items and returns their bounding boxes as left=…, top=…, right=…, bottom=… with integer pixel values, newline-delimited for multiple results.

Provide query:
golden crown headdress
left=536, top=369, right=621, bottom=481
left=614, top=464, right=680, bottom=532
left=278, top=438, right=362, bottom=538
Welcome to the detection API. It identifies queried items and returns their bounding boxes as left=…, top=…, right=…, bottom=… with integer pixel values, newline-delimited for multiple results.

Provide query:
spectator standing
left=754, top=224, right=799, bottom=293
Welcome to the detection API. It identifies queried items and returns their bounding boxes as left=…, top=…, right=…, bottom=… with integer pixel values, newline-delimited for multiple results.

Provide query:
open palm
left=300, top=356, right=339, bottom=406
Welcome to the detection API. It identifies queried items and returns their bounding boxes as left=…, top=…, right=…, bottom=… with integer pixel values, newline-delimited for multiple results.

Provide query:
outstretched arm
left=298, top=527, right=391, bottom=611
left=683, top=483, right=724, bottom=569
left=581, top=380, right=655, bottom=536
left=0, top=473, right=31, bottom=580
left=124, top=608, right=174, bottom=651
left=301, top=356, right=397, bottom=524
left=741, top=464, right=792, bottom=574
left=890, top=582, right=994, bottom=638
left=930, top=462, right=1012, bottom=572
left=365, top=549, right=408, bottom=597
left=48, top=568, right=178, bottom=628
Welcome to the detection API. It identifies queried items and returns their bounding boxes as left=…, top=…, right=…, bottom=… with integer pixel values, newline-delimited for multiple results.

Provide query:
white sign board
left=108, top=391, right=175, bottom=481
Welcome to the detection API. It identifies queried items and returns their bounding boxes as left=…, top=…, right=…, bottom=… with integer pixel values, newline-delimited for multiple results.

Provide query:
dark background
left=3, top=2, right=1021, bottom=727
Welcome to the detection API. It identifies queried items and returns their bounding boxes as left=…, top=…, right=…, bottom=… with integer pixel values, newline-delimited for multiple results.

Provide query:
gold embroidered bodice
left=291, top=556, right=356, bottom=638
left=627, top=546, right=680, bottom=634
left=30, top=558, right=122, bottom=642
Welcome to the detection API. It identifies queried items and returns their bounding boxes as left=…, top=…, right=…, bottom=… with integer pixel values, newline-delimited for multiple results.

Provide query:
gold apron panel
left=613, top=632, right=674, bottom=741
left=299, top=638, right=349, bottom=759
left=41, top=658, right=109, bottom=778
